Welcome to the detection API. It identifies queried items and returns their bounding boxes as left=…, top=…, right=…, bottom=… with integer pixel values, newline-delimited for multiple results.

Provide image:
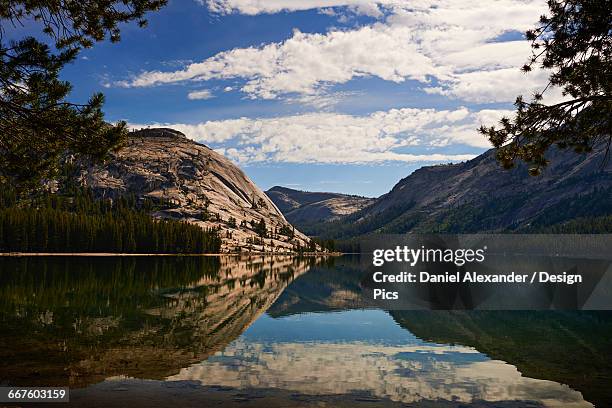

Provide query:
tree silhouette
left=479, top=0, right=611, bottom=174
left=0, top=1, right=167, bottom=192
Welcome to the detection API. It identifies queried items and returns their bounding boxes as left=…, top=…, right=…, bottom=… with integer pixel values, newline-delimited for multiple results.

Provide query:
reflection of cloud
left=169, top=340, right=591, bottom=408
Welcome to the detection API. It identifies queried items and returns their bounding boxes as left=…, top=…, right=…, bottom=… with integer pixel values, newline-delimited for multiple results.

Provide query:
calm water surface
left=0, top=256, right=610, bottom=407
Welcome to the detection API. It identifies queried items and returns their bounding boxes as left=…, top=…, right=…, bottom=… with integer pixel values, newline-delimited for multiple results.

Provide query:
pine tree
left=479, top=0, right=611, bottom=173
left=1, top=1, right=167, bottom=192
left=0, top=186, right=221, bottom=253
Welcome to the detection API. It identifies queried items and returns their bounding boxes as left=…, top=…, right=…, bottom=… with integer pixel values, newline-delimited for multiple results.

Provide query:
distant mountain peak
left=268, top=185, right=300, bottom=193
left=300, top=143, right=612, bottom=238
left=266, top=186, right=375, bottom=226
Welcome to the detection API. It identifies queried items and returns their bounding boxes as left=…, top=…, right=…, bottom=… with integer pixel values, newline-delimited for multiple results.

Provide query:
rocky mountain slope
left=265, top=186, right=374, bottom=228
left=300, top=143, right=612, bottom=238
left=77, top=128, right=313, bottom=253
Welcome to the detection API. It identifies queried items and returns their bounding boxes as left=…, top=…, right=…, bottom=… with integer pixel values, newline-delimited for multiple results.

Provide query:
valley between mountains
left=267, top=141, right=612, bottom=239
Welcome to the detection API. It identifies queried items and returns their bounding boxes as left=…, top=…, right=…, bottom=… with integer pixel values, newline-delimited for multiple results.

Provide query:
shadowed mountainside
left=297, top=144, right=611, bottom=238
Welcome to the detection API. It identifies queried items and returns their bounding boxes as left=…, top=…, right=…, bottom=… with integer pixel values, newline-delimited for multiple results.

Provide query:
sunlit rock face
left=169, top=312, right=592, bottom=408
left=78, top=128, right=312, bottom=252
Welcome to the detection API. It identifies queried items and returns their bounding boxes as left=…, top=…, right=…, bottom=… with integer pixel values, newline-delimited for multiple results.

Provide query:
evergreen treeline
left=528, top=215, right=612, bottom=234
left=0, top=187, right=221, bottom=253
left=521, top=187, right=612, bottom=232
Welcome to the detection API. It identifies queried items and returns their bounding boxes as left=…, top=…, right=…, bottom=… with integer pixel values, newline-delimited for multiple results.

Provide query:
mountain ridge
left=265, top=186, right=375, bottom=228
left=274, top=144, right=612, bottom=238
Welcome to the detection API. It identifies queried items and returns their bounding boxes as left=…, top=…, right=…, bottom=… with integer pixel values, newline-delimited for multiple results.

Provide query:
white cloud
left=120, top=25, right=446, bottom=98
left=285, top=91, right=361, bottom=109
left=187, top=89, right=215, bottom=100
left=318, top=8, right=337, bottom=16
left=123, top=1, right=550, bottom=104
left=134, top=106, right=511, bottom=165
left=201, top=0, right=396, bottom=15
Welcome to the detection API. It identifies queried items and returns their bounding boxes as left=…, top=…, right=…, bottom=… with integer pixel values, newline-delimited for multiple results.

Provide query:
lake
left=0, top=256, right=610, bottom=407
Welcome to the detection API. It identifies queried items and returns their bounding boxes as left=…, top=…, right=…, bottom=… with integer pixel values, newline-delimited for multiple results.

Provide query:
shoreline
left=0, top=252, right=343, bottom=257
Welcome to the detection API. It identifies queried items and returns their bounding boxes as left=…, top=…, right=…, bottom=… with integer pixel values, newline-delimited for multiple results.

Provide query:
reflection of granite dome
left=0, top=255, right=318, bottom=388
left=78, top=128, right=312, bottom=252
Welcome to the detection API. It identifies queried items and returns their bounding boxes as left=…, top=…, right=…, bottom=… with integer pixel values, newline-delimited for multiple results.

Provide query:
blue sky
left=54, top=0, right=551, bottom=197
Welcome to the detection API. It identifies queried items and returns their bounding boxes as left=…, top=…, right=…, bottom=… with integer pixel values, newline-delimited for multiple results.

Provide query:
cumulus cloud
left=122, top=1, right=549, bottom=104
left=119, top=26, right=444, bottom=98
left=187, top=89, right=215, bottom=100
left=133, top=107, right=511, bottom=165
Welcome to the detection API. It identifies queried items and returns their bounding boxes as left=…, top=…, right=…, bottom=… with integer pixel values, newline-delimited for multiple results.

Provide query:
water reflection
left=0, top=256, right=316, bottom=387
left=170, top=310, right=589, bottom=407
left=0, top=256, right=609, bottom=407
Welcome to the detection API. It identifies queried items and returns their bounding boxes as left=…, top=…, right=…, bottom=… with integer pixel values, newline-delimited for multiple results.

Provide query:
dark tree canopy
left=0, top=0, right=167, bottom=192
left=0, top=185, right=222, bottom=253
left=480, top=0, right=611, bottom=175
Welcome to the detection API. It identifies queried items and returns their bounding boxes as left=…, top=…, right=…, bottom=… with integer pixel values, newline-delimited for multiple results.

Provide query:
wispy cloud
left=285, top=91, right=361, bottom=110
left=200, top=0, right=396, bottom=16
left=132, top=106, right=511, bottom=165
left=187, top=89, right=215, bottom=100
